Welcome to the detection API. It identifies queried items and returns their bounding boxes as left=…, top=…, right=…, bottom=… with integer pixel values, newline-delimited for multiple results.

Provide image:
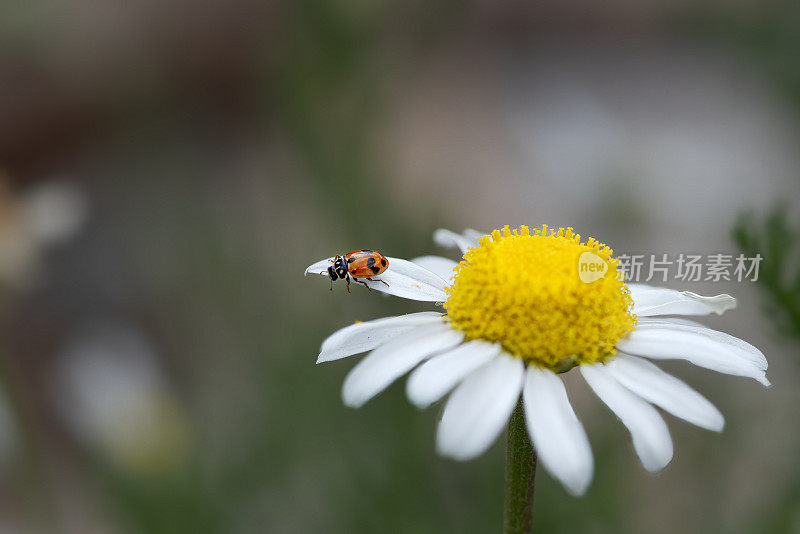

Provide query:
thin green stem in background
left=504, top=398, right=537, bottom=534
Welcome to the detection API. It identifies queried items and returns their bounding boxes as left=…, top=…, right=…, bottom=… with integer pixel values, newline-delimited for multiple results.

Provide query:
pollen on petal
left=443, top=225, right=636, bottom=370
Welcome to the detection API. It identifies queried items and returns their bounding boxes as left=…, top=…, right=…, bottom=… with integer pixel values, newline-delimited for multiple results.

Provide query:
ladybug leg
left=346, top=274, right=351, bottom=293
left=329, top=277, right=333, bottom=291
left=366, top=277, right=389, bottom=288
left=354, top=278, right=372, bottom=291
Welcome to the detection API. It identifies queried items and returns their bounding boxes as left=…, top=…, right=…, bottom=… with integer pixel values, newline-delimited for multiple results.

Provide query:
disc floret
left=444, top=225, right=636, bottom=370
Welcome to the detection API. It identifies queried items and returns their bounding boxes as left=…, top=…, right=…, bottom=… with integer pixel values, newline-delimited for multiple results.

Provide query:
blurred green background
left=0, top=1, right=799, bottom=532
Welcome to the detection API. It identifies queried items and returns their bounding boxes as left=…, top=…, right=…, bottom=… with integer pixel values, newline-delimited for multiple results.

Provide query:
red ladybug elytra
left=325, top=250, right=390, bottom=292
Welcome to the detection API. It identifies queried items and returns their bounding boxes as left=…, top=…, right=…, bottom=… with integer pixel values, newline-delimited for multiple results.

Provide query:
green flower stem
left=504, top=398, right=537, bottom=534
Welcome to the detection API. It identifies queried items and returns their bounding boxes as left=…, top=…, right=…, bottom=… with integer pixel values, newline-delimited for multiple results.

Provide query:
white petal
left=523, top=367, right=593, bottom=496
left=304, top=257, right=335, bottom=277
left=637, top=317, right=707, bottom=328
left=342, top=324, right=464, bottom=408
left=318, top=312, right=446, bottom=363
left=410, top=256, right=459, bottom=284
left=305, top=256, right=448, bottom=302
left=436, top=353, right=524, bottom=460
left=433, top=229, right=480, bottom=255
left=628, top=284, right=736, bottom=316
left=462, top=229, right=487, bottom=241
left=581, top=365, right=673, bottom=472
left=606, top=354, right=724, bottom=432
left=359, top=258, right=448, bottom=301
left=617, top=323, right=770, bottom=385
left=406, top=340, right=501, bottom=408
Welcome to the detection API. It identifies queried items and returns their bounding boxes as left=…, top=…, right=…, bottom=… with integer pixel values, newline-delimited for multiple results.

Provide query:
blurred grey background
left=0, top=1, right=798, bottom=532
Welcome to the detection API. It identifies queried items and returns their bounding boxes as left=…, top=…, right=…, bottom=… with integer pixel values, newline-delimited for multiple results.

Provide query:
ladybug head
left=327, top=264, right=338, bottom=281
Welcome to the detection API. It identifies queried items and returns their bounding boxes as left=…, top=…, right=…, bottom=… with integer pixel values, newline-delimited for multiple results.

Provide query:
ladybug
left=326, top=250, right=390, bottom=292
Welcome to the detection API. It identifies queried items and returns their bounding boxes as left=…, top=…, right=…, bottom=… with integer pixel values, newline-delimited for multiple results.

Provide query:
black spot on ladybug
left=380, top=259, right=387, bottom=267
left=370, top=266, right=380, bottom=274
left=366, top=257, right=376, bottom=268
left=350, top=269, right=356, bottom=275
left=347, top=257, right=355, bottom=263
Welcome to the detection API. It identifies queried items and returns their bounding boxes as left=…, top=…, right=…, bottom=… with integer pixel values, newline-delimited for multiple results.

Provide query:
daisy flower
left=304, top=225, right=769, bottom=498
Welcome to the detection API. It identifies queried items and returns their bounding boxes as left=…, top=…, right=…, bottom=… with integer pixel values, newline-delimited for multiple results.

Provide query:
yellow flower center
left=444, top=225, right=636, bottom=371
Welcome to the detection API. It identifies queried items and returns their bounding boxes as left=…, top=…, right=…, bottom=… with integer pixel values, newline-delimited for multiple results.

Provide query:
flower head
left=445, top=225, right=635, bottom=369
left=305, top=227, right=769, bottom=496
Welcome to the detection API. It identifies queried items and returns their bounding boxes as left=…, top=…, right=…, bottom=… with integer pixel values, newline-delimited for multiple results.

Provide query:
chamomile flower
left=304, top=226, right=769, bottom=496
